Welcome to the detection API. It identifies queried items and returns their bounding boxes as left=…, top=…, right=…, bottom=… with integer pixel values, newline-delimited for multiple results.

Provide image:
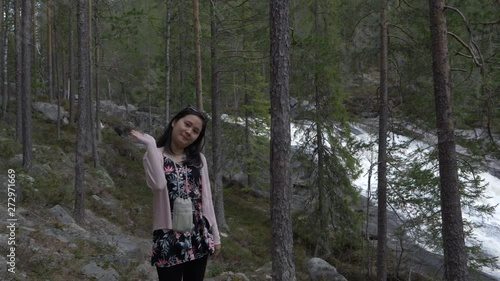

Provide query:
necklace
left=163, top=150, right=185, bottom=165
left=172, top=159, right=188, bottom=199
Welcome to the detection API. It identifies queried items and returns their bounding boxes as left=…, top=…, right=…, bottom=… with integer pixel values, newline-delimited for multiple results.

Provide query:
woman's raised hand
left=129, top=129, right=149, bottom=144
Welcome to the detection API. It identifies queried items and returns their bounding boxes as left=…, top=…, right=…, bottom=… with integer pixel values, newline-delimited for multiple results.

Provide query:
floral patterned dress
left=151, top=157, right=215, bottom=267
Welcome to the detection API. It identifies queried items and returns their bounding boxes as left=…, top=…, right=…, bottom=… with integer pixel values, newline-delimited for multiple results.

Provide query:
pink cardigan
left=141, top=134, right=220, bottom=245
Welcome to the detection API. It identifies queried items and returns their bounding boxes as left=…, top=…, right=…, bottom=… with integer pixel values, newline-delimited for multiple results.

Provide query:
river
left=348, top=122, right=500, bottom=279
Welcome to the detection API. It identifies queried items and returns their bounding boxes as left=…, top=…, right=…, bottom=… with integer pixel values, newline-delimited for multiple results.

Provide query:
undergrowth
left=0, top=110, right=461, bottom=281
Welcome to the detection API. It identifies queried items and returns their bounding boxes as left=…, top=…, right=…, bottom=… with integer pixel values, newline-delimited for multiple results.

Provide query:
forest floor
left=0, top=108, right=496, bottom=281
left=0, top=112, right=315, bottom=281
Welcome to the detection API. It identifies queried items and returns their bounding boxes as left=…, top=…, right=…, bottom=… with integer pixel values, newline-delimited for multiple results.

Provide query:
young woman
left=130, top=105, right=221, bottom=281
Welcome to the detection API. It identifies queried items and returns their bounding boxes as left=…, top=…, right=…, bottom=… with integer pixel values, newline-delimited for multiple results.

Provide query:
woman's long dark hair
left=156, top=106, right=208, bottom=167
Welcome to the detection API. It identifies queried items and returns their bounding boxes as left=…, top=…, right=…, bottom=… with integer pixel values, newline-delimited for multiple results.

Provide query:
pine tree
left=429, top=0, right=467, bottom=279
left=270, top=0, right=296, bottom=279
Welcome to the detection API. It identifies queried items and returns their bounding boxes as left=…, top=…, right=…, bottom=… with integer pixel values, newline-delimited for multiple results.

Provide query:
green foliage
left=211, top=188, right=272, bottom=274
left=7, top=0, right=499, bottom=279
left=72, top=239, right=116, bottom=259
left=385, top=136, right=499, bottom=271
left=291, top=120, right=363, bottom=250
left=0, top=137, right=21, bottom=160
left=288, top=0, right=363, bottom=256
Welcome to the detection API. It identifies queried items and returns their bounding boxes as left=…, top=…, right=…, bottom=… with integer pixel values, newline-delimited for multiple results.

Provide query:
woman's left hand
left=129, top=129, right=150, bottom=144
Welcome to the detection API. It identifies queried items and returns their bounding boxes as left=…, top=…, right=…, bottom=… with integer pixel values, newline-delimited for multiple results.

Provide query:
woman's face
left=171, top=114, right=204, bottom=150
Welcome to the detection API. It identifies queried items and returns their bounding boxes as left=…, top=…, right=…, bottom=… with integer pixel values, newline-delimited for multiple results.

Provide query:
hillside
left=0, top=103, right=497, bottom=281
left=0, top=107, right=308, bottom=281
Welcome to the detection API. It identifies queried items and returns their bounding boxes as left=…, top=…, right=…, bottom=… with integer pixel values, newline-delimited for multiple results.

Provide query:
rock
left=49, top=205, right=76, bottom=225
left=106, top=235, right=143, bottom=262
left=0, top=256, right=7, bottom=278
left=222, top=173, right=247, bottom=188
left=135, top=262, right=157, bottom=281
left=81, top=261, right=120, bottom=281
left=488, top=159, right=500, bottom=179
left=33, top=102, right=69, bottom=123
left=308, top=257, right=347, bottom=281
left=233, top=273, right=250, bottom=281
left=98, top=100, right=137, bottom=117
left=40, top=225, right=89, bottom=244
left=91, top=195, right=118, bottom=211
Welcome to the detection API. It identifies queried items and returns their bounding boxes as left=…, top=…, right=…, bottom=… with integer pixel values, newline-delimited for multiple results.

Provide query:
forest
left=1, top=0, right=499, bottom=280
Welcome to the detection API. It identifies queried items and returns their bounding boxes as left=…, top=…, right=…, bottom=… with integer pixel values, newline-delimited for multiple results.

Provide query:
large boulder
left=33, top=102, right=69, bottom=123
left=98, top=100, right=137, bottom=116
left=308, top=258, right=347, bottom=281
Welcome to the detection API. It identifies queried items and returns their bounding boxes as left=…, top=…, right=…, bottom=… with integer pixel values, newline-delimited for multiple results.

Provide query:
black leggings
left=156, top=255, right=209, bottom=281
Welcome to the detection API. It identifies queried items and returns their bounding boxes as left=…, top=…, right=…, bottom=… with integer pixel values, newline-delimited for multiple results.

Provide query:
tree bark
left=165, top=0, right=171, bottom=124
left=193, top=0, right=203, bottom=109
left=2, top=1, right=8, bottom=108
left=270, top=0, right=296, bottom=280
left=0, top=0, right=6, bottom=120
left=94, top=2, right=101, bottom=144
left=178, top=1, right=186, bottom=108
left=22, top=0, right=33, bottom=171
left=15, top=0, right=22, bottom=142
left=75, top=0, right=91, bottom=224
left=89, top=0, right=98, bottom=168
left=54, top=18, right=61, bottom=140
left=69, top=3, right=75, bottom=124
left=377, top=0, right=388, bottom=280
left=244, top=74, right=253, bottom=188
left=210, top=0, right=228, bottom=231
left=312, top=0, right=328, bottom=257
left=428, top=1, right=468, bottom=280
left=47, top=0, right=54, bottom=102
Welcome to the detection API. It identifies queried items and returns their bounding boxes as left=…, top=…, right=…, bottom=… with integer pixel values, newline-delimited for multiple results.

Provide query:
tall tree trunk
left=178, top=1, right=186, bottom=107
left=55, top=13, right=61, bottom=106
left=31, top=0, right=35, bottom=99
left=2, top=1, right=9, bottom=109
left=47, top=0, right=54, bottom=102
left=270, top=0, right=296, bottom=280
left=312, top=0, right=328, bottom=256
left=148, top=90, right=152, bottom=131
left=244, top=74, right=253, bottom=188
left=94, top=2, right=101, bottom=143
left=88, top=0, right=98, bottom=168
left=121, top=81, right=129, bottom=117
left=0, top=0, right=6, bottom=120
left=15, top=0, right=22, bottom=142
left=210, top=0, right=228, bottom=231
left=106, top=77, right=111, bottom=100
left=377, top=0, right=388, bottom=280
left=61, top=35, right=66, bottom=102
left=69, top=3, right=75, bottom=124
left=75, top=0, right=91, bottom=224
left=164, top=0, right=171, bottom=124
left=55, top=18, right=61, bottom=140
left=232, top=72, right=238, bottom=108
left=193, top=0, right=202, bottom=109
left=365, top=160, right=375, bottom=278
left=428, top=1, right=468, bottom=280
left=22, top=0, right=33, bottom=171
